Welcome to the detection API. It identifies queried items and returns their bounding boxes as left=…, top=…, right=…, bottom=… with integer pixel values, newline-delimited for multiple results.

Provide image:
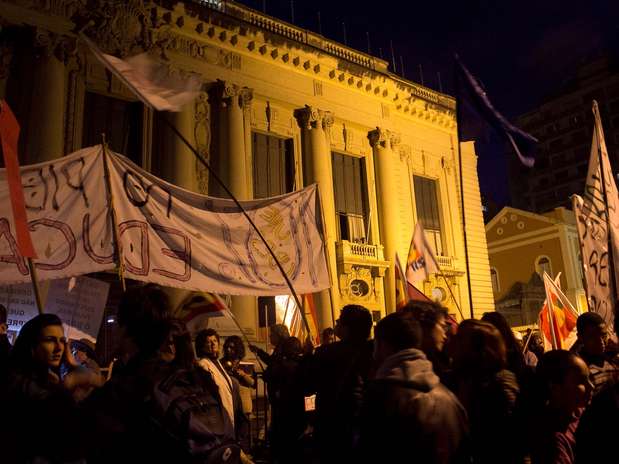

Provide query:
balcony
left=336, top=240, right=390, bottom=276
left=435, top=255, right=463, bottom=276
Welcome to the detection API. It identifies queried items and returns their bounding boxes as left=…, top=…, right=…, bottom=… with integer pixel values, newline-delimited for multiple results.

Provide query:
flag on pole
left=302, top=294, right=321, bottom=345
left=396, top=252, right=432, bottom=310
left=572, top=101, right=619, bottom=330
left=176, top=292, right=230, bottom=335
left=80, top=34, right=201, bottom=112
left=406, top=222, right=438, bottom=285
left=539, top=272, right=579, bottom=350
left=455, top=55, right=537, bottom=167
left=0, top=101, right=37, bottom=258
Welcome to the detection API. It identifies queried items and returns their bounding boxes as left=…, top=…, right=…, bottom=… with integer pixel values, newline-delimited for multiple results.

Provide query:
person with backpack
left=86, top=285, right=240, bottom=464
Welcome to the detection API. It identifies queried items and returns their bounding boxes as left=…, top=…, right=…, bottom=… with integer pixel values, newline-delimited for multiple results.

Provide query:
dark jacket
left=308, top=339, right=374, bottom=461
left=359, top=348, right=470, bottom=464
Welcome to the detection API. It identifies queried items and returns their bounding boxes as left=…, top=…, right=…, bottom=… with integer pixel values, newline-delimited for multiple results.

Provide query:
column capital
left=214, top=80, right=253, bottom=110
left=294, top=105, right=333, bottom=130
left=368, top=127, right=400, bottom=150
left=33, top=28, right=77, bottom=64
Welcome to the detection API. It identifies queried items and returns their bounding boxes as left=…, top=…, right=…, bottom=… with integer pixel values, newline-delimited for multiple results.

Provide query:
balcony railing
left=436, top=255, right=455, bottom=270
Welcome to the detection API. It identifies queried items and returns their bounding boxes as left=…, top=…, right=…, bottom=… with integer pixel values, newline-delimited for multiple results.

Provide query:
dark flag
left=455, top=55, right=537, bottom=167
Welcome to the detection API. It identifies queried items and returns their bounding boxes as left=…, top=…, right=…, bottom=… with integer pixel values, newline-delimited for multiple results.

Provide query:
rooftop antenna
left=366, top=31, right=371, bottom=54
left=290, top=0, right=295, bottom=23
left=378, top=47, right=383, bottom=60
left=390, top=40, right=397, bottom=73
left=262, top=0, right=266, bottom=14
left=419, top=63, right=425, bottom=86
left=317, top=11, right=322, bottom=35
left=342, top=21, right=348, bottom=46
left=400, top=55, right=406, bottom=78
left=437, top=71, right=443, bottom=92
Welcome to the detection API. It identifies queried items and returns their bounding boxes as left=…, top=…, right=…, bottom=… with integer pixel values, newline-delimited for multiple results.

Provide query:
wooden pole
left=27, top=258, right=44, bottom=314
left=100, top=134, right=126, bottom=292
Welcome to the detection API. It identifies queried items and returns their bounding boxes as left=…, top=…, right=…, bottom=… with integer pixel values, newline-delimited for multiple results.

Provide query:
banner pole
left=160, top=117, right=310, bottom=334
left=454, top=61, right=475, bottom=319
left=100, top=135, right=126, bottom=292
left=27, top=258, right=44, bottom=314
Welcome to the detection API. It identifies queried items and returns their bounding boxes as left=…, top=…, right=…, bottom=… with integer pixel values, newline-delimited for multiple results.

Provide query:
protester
left=2, top=313, right=98, bottom=463
left=0, top=304, right=10, bottom=368
left=571, top=312, right=619, bottom=395
left=450, top=319, right=523, bottom=464
left=359, top=311, right=470, bottom=463
left=86, top=285, right=240, bottom=463
left=321, top=327, right=335, bottom=345
left=402, top=300, right=451, bottom=379
left=529, top=350, right=593, bottom=464
left=249, top=323, right=290, bottom=367
left=529, top=330, right=545, bottom=362
left=267, top=336, right=308, bottom=463
left=309, top=304, right=374, bottom=463
left=222, top=334, right=256, bottom=388
left=482, top=311, right=532, bottom=384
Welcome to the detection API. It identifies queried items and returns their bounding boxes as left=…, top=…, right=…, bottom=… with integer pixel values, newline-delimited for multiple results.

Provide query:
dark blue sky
left=236, top=0, right=618, bottom=207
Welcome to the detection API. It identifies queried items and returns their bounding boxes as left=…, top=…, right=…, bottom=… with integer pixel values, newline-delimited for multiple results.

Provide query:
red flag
left=302, top=294, right=321, bottom=345
left=396, top=253, right=432, bottom=311
left=539, top=273, right=579, bottom=350
left=0, top=101, right=36, bottom=258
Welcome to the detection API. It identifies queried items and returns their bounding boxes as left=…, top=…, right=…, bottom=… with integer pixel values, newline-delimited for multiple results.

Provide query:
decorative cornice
left=213, top=80, right=253, bottom=110
left=33, top=28, right=77, bottom=63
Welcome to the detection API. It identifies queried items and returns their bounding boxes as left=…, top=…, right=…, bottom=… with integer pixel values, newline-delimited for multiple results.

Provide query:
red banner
left=0, top=101, right=36, bottom=258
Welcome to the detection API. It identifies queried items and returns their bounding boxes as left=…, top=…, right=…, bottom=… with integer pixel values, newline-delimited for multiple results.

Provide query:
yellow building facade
left=486, top=206, right=586, bottom=325
left=0, top=0, right=494, bottom=340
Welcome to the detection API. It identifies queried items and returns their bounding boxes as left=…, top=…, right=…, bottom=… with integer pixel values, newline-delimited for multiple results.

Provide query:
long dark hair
left=482, top=311, right=526, bottom=378
left=9, top=314, right=65, bottom=377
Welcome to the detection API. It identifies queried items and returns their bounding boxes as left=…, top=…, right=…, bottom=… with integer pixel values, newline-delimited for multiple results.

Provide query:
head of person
left=576, top=312, right=608, bottom=357
left=451, top=319, right=507, bottom=375
left=321, top=327, right=335, bottom=345
left=0, top=303, right=7, bottom=335
left=195, top=328, right=220, bottom=360
left=374, top=312, right=422, bottom=366
left=160, top=319, right=195, bottom=368
left=536, top=350, right=592, bottom=415
left=269, top=323, right=290, bottom=347
left=482, top=311, right=525, bottom=369
left=9, top=314, right=67, bottom=375
left=117, top=284, right=171, bottom=358
left=335, top=305, right=373, bottom=344
left=222, top=335, right=246, bottom=362
left=529, top=330, right=545, bottom=357
left=402, top=301, right=448, bottom=354
left=282, top=336, right=303, bottom=359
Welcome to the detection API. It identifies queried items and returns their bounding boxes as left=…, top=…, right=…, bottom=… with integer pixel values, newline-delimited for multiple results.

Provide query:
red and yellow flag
left=539, top=272, right=579, bottom=350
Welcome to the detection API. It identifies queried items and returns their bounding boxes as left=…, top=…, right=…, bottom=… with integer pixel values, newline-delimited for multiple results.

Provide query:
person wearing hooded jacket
left=358, top=311, right=470, bottom=464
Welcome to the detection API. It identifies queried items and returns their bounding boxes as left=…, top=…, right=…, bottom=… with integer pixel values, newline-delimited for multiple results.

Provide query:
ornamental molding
left=368, top=127, right=401, bottom=150
left=293, top=105, right=333, bottom=131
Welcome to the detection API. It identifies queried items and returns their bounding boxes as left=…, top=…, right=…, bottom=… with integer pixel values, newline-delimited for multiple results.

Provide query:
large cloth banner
left=572, top=101, right=619, bottom=328
left=0, top=146, right=329, bottom=295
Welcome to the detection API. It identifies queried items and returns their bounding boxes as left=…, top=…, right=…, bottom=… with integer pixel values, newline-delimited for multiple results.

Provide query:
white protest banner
left=572, top=101, right=619, bottom=328
left=0, top=283, right=39, bottom=341
left=0, top=146, right=329, bottom=295
left=45, top=276, right=110, bottom=343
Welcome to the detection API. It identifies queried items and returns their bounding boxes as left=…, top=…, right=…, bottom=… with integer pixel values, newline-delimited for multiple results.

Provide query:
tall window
left=490, top=268, right=500, bottom=293
left=413, top=175, right=444, bottom=255
left=82, top=91, right=144, bottom=166
left=252, top=132, right=295, bottom=199
left=332, top=153, right=369, bottom=242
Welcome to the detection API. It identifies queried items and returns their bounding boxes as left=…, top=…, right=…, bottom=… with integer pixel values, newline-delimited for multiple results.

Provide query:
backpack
left=148, top=365, right=241, bottom=463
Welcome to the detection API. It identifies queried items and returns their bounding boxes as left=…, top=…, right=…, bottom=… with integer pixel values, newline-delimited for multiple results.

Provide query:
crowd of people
left=0, top=287, right=618, bottom=464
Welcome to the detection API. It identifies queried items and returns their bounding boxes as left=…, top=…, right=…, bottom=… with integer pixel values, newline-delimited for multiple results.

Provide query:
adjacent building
left=511, top=56, right=619, bottom=213
left=486, top=206, right=586, bottom=326
left=0, top=0, right=494, bottom=342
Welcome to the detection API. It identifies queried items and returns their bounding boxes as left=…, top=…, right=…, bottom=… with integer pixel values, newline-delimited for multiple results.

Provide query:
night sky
left=235, top=0, right=619, bottom=210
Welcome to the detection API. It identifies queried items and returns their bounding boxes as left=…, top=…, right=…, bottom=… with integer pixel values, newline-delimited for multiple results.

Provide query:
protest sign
left=0, top=145, right=330, bottom=295
left=45, top=276, right=110, bottom=343
left=0, top=283, right=39, bottom=342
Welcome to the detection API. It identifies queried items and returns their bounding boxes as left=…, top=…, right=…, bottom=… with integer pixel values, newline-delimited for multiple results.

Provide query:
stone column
left=26, top=30, right=68, bottom=163
left=369, top=128, right=400, bottom=313
left=159, top=103, right=197, bottom=191
left=212, top=81, right=257, bottom=338
left=295, top=106, right=339, bottom=330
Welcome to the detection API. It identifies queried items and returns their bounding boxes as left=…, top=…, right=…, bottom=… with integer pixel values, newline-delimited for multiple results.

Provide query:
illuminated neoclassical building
left=0, top=0, right=494, bottom=340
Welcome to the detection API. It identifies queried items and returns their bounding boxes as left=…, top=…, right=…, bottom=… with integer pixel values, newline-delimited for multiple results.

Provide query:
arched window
left=535, top=256, right=553, bottom=277
left=490, top=268, right=500, bottom=293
